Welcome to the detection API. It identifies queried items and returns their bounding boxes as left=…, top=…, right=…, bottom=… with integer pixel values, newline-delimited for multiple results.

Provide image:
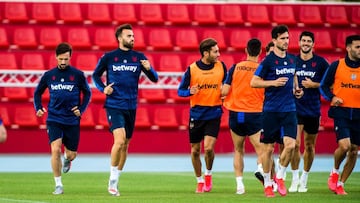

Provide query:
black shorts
left=106, top=108, right=136, bottom=139
left=334, top=117, right=360, bottom=146
left=47, top=121, right=80, bottom=151
left=261, top=111, right=297, bottom=144
left=229, top=111, right=262, bottom=136
left=189, top=118, right=220, bottom=143
left=297, top=115, right=320, bottom=134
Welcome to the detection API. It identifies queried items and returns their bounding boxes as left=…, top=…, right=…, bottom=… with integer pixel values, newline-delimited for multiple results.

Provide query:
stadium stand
left=0, top=1, right=358, bottom=154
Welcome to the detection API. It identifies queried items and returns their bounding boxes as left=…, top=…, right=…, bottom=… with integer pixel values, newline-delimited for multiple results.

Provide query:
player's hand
left=104, top=82, right=114, bottom=95
left=190, top=84, right=199, bottom=95
left=140, top=60, right=151, bottom=71
left=36, top=107, right=47, bottom=117
left=331, top=96, right=343, bottom=107
left=293, top=87, right=304, bottom=99
left=301, top=77, right=314, bottom=88
left=274, top=77, right=289, bottom=87
left=71, top=106, right=81, bottom=117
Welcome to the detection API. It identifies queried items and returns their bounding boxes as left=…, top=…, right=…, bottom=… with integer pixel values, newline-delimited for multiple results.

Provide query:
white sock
left=263, top=172, right=272, bottom=187
left=301, top=170, right=309, bottom=185
left=292, top=169, right=299, bottom=181
left=236, top=176, right=244, bottom=189
left=277, top=165, right=287, bottom=179
left=205, top=169, right=212, bottom=175
left=257, top=164, right=264, bottom=173
left=54, top=176, right=62, bottom=187
left=110, top=166, right=119, bottom=180
left=332, top=168, right=339, bottom=174
left=196, top=176, right=204, bottom=183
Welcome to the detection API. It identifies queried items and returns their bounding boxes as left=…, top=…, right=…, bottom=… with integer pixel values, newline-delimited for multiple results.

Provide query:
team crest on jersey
left=302, top=64, right=306, bottom=68
left=61, top=78, right=64, bottom=82
left=123, top=59, right=127, bottom=63
left=275, top=60, right=279, bottom=65
left=69, top=75, right=75, bottom=81
left=312, top=62, right=317, bottom=68
left=284, top=61, right=288, bottom=65
left=114, top=57, right=118, bottom=62
left=132, top=56, right=137, bottom=62
left=52, top=76, right=56, bottom=80
left=351, top=73, right=357, bottom=81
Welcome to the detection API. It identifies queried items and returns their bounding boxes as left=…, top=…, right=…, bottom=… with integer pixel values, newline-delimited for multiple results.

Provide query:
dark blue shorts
left=261, top=111, right=297, bottom=144
left=189, top=118, right=220, bottom=143
left=106, top=108, right=136, bottom=139
left=297, top=115, right=320, bottom=134
left=229, top=111, right=262, bottom=136
left=334, top=117, right=360, bottom=146
left=47, top=121, right=80, bottom=151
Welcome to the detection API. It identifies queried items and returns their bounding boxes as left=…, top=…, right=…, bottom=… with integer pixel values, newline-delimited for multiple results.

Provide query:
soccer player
left=178, top=38, right=227, bottom=193
left=0, top=118, right=7, bottom=143
left=221, top=38, right=264, bottom=194
left=92, top=23, right=158, bottom=196
left=320, top=34, right=360, bottom=195
left=288, top=31, right=329, bottom=193
left=251, top=25, right=303, bottom=197
left=33, top=42, right=91, bottom=195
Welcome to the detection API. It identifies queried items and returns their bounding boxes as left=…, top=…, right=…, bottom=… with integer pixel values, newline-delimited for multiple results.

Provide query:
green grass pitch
left=0, top=172, right=359, bottom=203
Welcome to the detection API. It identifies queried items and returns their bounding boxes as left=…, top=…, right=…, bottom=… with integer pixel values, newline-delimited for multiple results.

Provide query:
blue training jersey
left=254, top=52, right=297, bottom=112
left=92, top=48, right=158, bottom=110
left=295, top=54, right=329, bottom=117
left=33, top=66, right=91, bottom=125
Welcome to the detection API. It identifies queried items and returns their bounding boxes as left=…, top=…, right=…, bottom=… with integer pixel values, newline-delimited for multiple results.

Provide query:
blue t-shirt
left=254, top=52, right=297, bottom=112
left=295, top=54, right=329, bottom=117
left=92, top=48, right=158, bottom=110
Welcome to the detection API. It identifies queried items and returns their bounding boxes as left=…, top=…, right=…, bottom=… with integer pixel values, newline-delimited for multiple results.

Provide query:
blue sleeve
left=79, top=73, right=92, bottom=114
left=225, top=64, right=235, bottom=85
left=142, top=67, right=158, bottom=82
left=320, top=61, right=339, bottom=101
left=33, top=72, right=48, bottom=111
left=221, top=61, right=227, bottom=83
left=92, top=55, right=107, bottom=93
left=177, top=67, right=191, bottom=97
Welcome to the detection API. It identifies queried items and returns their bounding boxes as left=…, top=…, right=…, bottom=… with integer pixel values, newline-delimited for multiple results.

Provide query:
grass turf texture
left=0, top=172, right=359, bottom=203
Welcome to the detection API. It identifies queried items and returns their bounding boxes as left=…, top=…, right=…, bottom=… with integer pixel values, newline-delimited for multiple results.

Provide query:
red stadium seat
left=75, top=53, right=98, bottom=71
left=0, top=28, right=9, bottom=49
left=21, top=53, right=45, bottom=70
left=219, top=4, right=244, bottom=26
left=180, top=107, right=189, bottom=130
left=256, top=30, right=272, bottom=47
left=351, top=7, right=360, bottom=26
left=313, top=30, right=333, bottom=51
left=86, top=3, right=112, bottom=24
left=166, top=4, right=191, bottom=25
left=336, top=30, right=357, bottom=51
left=288, top=29, right=302, bottom=51
left=175, top=29, right=199, bottom=51
left=229, top=30, right=251, bottom=51
left=3, top=2, right=28, bottom=23
left=31, top=3, right=56, bottom=24
left=147, top=29, right=173, bottom=51
left=167, top=89, right=189, bottom=104
left=152, top=107, right=178, bottom=129
left=1, top=87, right=28, bottom=102
left=80, top=108, right=95, bottom=128
left=272, top=5, right=296, bottom=26
left=139, top=4, right=164, bottom=25
left=202, top=29, right=227, bottom=50
left=0, top=53, right=17, bottom=69
left=112, top=4, right=137, bottom=25
left=13, top=106, right=39, bottom=128
left=220, top=109, right=229, bottom=129
left=0, top=107, right=11, bottom=126
left=192, top=5, right=217, bottom=25
left=325, top=6, right=349, bottom=27
left=139, top=89, right=167, bottom=103
left=58, top=3, right=83, bottom=24
left=133, top=28, right=146, bottom=50
left=29, top=87, right=50, bottom=102
left=12, top=28, right=37, bottom=49
left=39, top=27, right=62, bottom=50
left=90, top=88, right=105, bottom=102
left=246, top=5, right=270, bottom=26
left=135, top=107, right=151, bottom=128
left=158, top=54, right=183, bottom=72
left=67, top=28, right=92, bottom=49
left=96, top=107, right=108, bottom=129
left=298, top=5, right=323, bottom=26
left=220, top=54, right=235, bottom=68
left=94, top=28, right=117, bottom=50
left=185, top=54, right=201, bottom=67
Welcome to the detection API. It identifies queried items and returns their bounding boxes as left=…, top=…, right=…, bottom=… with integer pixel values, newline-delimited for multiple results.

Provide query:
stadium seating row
left=0, top=25, right=357, bottom=52
left=0, top=2, right=358, bottom=27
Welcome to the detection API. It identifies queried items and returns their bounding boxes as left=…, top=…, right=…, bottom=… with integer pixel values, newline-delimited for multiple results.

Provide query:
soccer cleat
left=335, top=185, right=347, bottom=195
left=298, top=183, right=308, bottom=193
left=264, top=186, right=275, bottom=198
left=271, top=180, right=278, bottom=192
left=288, top=179, right=299, bottom=192
left=236, top=187, right=245, bottom=195
left=274, top=177, right=287, bottom=196
left=108, top=179, right=120, bottom=196
left=254, top=171, right=264, bottom=185
left=327, top=172, right=339, bottom=192
left=195, top=182, right=205, bottom=193
left=62, top=158, right=71, bottom=173
left=204, top=175, right=212, bottom=192
left=52, top=185, right=64, bottom=195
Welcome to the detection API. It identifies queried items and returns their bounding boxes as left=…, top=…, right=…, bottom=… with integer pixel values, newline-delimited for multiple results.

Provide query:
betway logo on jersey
left=296, top=70, right=316, bottom=78
left=112, top=64, right=137, bottom=72
left=341, top=82, right=360, bottom=89
left=276, top=67, right=295, bottom=75
left=198, top=84, right=219, bottom=90
left=50, top=84, right=74, bottom=91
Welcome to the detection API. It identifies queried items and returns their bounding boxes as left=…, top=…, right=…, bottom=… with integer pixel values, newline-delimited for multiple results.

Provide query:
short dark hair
left=345, top=35, right=360, bottom=47
left=300, top=31, right=314, bottom=42
left=199, top=38, right=218, bottom=57
left=265, top=41, right=274, bottom=53
left=55, top=42, right=72, bottom=56
left=271, top=25, right=289, bottom=39
left=115, top=23, right=133, bottom=39
left=247, top=38, right=261, bottom=57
